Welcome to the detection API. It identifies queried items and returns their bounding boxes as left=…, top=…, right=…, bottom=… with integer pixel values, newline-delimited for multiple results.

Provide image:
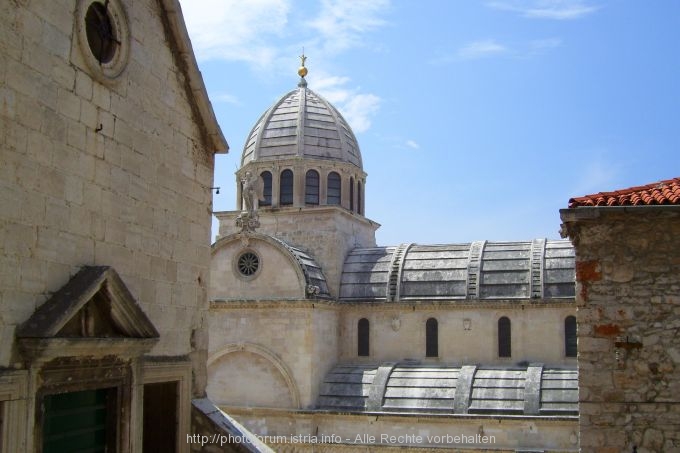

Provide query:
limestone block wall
left=311, top=308, right=340, bottom=403
left=208, top=305, right=339, bottom=409
left=339, top=304, right=577, bottom=367
left=215, top=208, right=378, bottom=298
left=223, top=407, right=579, bottom=452
left=561, top=207, right=680, bottom=452
left=0, top=0, right=215, bottom=393
left=210, top=238, right=305, bottom=301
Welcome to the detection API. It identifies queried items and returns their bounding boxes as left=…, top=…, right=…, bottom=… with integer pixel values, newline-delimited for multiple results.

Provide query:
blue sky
left=177, top=0, right=679, bottom=246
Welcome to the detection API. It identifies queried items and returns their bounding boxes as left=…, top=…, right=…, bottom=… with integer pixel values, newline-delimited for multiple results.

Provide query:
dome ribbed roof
left=241, top=83, right=362, bottom=168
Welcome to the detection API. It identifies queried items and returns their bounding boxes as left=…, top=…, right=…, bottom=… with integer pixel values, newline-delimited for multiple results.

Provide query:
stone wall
left=208, top=304, right=338, bottom=408
left=210, top=237, right=305, bottom=301
left=0, top=0, right=216, bottom=394
left=215, top=207, right=378, bottom=298
left=221, top=407, right=579, bottom=452
left=561, top=206, right=680, bottom=452
left=339, top=303, right=577, bottom=367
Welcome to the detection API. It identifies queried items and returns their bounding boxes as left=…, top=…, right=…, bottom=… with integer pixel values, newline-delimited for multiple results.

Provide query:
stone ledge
left=192, top=398, right=274, bottom=453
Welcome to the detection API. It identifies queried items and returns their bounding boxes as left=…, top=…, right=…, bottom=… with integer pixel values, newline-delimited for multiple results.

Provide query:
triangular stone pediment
left=17, top=266, right=159, bottom=340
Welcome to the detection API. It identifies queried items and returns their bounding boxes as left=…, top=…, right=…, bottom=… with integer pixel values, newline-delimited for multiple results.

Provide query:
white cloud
left=457, top=39, right=508, bottom=59
left=178, top=0, right=290, bottom=66
left=432, top=37, right=560, bottom=64
left=405, top=140, right=420, bottom=150
left=310, top=75, right=351, bottom=97
left=487, top=0, right=599, bottom=20
left=213, top=93, right=241, bottom=105
left=341, top=94, right=381, bottom=133
left=311, top=73, right=380, bottom=133
left=308, top=0, right=390, bottom=53
left=177, top=0, right=388, bottom=132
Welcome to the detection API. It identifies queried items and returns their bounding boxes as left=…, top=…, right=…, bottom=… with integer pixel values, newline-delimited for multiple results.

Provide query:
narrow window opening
left=327, top=172, right=341, bottom=205
left=565, top=315, right=577, bottom=357
left=280, top=169, right=293, bottom=206
left=426, top=318, right=438, bottom=357
left=358, top=318, right=369, bottom=357
left=349, top=177, right=354, bottom=211
left=305, top=170, right=319, bottom=205
left=357, top=181, right=363, bottom=215
left=498, top=317, right=511, bottom=358
left=260, top=171, right=272, bottom=206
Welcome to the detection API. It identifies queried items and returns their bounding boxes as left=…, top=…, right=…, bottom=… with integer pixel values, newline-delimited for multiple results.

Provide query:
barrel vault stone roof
left=240, top=81, right=362, bottom=169
left=318, top=363, right=578, bottom=417
left=339, top=240, right=575, bottom=302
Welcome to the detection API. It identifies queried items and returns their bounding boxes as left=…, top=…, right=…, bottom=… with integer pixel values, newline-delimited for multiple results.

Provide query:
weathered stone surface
left=1, top=0, right=228, bottom=450
left=562, top=207, right=680, bottom=452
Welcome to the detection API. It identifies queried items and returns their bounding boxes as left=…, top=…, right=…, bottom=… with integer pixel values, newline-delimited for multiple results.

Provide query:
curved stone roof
left=269, top=236, right=331, bottom=299
left=241, top=81, right=362, bottom=168
left=318, top=363, right=577, bottom=417
left=339, top=240, right=575, bottom=301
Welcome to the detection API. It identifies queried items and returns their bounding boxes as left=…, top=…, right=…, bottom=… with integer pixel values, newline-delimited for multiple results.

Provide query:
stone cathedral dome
left=240, top=65, right=363, bottom=169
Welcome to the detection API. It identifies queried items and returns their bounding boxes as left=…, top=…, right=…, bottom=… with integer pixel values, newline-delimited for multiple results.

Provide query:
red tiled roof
left=568, top=177, right=680, bottom=208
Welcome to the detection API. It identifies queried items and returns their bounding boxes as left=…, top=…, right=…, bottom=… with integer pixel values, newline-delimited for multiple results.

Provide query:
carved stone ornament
left=237, top=233, right=250, bottom=247
left=463, top=318, right=472, bottom=331
left=235, top=211, right=260, bottom=234
left=391, top=316, right=401, bottom=332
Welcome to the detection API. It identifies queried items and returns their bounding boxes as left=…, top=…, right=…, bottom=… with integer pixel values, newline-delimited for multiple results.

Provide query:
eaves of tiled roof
left=568, top=177, right=680, bottom=208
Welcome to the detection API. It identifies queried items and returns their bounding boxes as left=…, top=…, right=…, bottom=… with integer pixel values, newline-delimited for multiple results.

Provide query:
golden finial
left=298, top=50, right=308, bottom=78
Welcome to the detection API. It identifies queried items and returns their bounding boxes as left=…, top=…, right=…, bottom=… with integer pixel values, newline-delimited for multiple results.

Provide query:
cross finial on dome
left=298, top=49, right=308, bottom=87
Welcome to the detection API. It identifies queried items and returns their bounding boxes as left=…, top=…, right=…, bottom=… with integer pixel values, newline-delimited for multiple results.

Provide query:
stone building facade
left=0, top=1, right=268, bottom=452
left=561, top=178, right=680, bottom=453
left=208, top=65, right=580, bottom=452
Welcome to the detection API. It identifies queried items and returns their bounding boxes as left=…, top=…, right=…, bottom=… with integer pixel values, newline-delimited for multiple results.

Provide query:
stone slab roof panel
left=241, top=86, right=363, bottom=168
left=340, top=240, right=575, bottom=302
left=318, top=363, right=578, bottom=417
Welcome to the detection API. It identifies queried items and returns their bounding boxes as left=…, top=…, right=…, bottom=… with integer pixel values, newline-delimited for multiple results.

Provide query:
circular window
left=75, top=0, right=130, bottom=80
left=85, top=3, right=117, bottom=64
left=237, top=251, right=260, bottom=278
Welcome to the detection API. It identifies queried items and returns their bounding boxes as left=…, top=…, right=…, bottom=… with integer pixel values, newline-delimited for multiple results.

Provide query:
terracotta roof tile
left=568, top=177, right=680, bottom=208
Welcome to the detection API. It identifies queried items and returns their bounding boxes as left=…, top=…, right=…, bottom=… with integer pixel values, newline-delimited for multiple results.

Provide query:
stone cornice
left=210, top=298, right=575, bottom=311
left=560, top=205, right=680, bottom=223
left=219, top=405, right=579, bottom=423
left=213, top=205, right=380, bottom=230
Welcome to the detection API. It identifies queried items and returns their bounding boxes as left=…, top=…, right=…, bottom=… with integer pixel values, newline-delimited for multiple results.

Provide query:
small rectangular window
left=358, top=318, right=369, bottom=357
left=143, top=381, right=178, bottom=453
left=426, top=318, right=438, bottom=357
left=42, top=388, right=117, bottom=453
left=498, top=317, right=511, bottom=358
left=565, top=316, right=577, bottom=357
